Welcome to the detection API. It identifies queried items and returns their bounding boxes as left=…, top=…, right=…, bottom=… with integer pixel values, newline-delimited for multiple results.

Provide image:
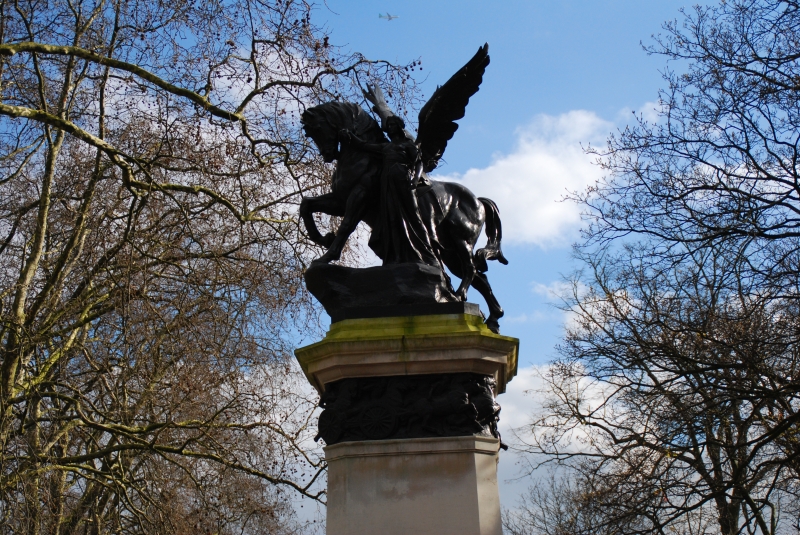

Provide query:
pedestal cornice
left=325, top=435, right=501, bottom=460
left=294, top=313, right=519, bottom=393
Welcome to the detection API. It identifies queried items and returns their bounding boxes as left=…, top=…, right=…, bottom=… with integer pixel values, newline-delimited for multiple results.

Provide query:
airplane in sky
left=378, top=13, right=398, bottom=21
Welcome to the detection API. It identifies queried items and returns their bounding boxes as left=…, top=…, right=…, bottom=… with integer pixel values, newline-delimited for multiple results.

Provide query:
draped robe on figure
left=350, top=135, right=439, bottom=267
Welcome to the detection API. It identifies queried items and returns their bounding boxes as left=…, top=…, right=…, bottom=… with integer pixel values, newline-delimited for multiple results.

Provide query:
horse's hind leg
left=451, top=238, right=476, bottom=302
left=471, top=272, right=504, bottom=334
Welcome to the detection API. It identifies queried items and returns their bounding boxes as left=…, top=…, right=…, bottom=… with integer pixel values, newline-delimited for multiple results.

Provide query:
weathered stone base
left=325, top=436, right=502, bottom=535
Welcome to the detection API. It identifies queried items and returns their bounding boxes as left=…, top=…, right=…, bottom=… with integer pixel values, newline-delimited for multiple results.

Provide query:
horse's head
left=301, top=101, right=385, bottom=162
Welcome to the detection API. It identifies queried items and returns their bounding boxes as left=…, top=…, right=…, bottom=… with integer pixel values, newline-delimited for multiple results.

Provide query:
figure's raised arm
left=363, top=85, right=395, bottom=125
left=363, top=85, right=416, bottom=142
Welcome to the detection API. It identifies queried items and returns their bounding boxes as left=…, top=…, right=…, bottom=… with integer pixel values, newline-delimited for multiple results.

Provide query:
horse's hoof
left=321, top=232, right=336, bottom=248
left=454, top=285, right=468, bottom=302
left=485, top=318, right=500, bottom=334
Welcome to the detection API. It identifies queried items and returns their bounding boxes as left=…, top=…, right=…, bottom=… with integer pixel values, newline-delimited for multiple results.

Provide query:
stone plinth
left=325, top=436, right=502, bottom=535
left=294, top=311, right=518, bottom=535
left=295, top=312, right=518, bottom=394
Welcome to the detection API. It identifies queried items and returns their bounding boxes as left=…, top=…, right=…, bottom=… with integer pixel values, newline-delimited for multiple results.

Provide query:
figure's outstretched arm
left=339, top=129, right=384, bottom=154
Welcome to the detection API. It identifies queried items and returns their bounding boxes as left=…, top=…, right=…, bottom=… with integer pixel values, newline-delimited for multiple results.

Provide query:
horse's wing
left=416, top=44, right=489, bottom=173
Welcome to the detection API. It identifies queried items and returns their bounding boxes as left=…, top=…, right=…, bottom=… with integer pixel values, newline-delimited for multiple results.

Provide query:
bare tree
left=516, top=245, right=800, bottom=535
left=509, top=3, right=800, bottom=534
left=580, top=0, right=800, bottom=290
left=504, top=468, right=720, bottom=535
left=502, top=470, right=624, bottom=535
left=0, top=0, right=417, bottom=532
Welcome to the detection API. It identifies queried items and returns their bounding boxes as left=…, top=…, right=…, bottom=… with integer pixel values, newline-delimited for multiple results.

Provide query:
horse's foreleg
left=314, top=185, right=368, bottom=264
left=300, top=194, right=344, bottom=247
left=471, top=273, right=504, bottom=334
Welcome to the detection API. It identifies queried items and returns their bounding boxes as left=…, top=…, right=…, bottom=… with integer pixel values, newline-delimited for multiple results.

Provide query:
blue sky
left=303, top=0, right=706, bottom=520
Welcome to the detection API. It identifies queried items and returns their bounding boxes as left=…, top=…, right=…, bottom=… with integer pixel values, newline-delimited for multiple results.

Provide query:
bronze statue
left=300, top=44, right=508, bottom=332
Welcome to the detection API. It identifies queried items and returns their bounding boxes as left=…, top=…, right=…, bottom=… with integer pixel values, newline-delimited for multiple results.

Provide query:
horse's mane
left=301, top=101, right=387, bottom=143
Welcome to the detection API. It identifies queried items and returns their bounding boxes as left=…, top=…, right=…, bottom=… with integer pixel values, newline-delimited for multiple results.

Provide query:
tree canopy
left=0, top=0, right=417, bottom=532
left=512, top=2, right=800, bottom=534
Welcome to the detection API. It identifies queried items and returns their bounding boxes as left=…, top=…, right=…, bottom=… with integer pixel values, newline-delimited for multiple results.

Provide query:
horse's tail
left=474, top=197, right=509, bottom=273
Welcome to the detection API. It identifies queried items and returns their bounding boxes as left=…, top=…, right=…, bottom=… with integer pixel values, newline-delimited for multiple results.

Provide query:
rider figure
left=339, top=117, right=439, bottom=267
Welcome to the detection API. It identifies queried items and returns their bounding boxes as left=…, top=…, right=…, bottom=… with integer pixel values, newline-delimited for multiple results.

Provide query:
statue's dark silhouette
left=300, top=44, right=509, bottom=332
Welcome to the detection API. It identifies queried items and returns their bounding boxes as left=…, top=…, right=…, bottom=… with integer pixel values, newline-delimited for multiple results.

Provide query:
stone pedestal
left=295, top=310, right=518, bottom=535
left=326, top=437, right=502, bottom=535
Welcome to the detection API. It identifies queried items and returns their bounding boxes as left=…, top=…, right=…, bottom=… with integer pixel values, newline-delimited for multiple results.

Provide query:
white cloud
left=505, top=311, right=551, bottom=324
left=616, top=100, right=664, bottom=125
left=433, top=110, right=612, bottom=247
left=637, top=100, right=663, bottom=125
left=498, top=364, right=549, bottom=434
left=497, top=365, right=552, bottom=499
left=497, top=363, right=629, bottom=510
left=531, top=279, right=574, bottom=299
left=529, top=279, right=589, bottom=331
